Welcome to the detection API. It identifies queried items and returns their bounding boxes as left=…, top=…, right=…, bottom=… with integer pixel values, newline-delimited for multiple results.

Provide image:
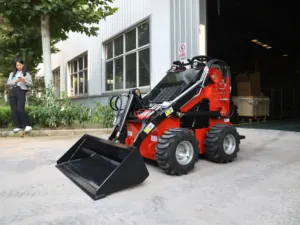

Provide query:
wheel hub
left=223, top=134, right=236, bottom=155
left=175, top=141, right=194, bottom=165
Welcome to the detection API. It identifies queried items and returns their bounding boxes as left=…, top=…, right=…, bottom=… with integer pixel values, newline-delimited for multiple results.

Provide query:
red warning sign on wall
left=178, top=43, right=186, bottom=60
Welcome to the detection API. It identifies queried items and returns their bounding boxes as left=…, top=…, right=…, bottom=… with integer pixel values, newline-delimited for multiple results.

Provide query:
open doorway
left=206, top=0, right=300, bottom=130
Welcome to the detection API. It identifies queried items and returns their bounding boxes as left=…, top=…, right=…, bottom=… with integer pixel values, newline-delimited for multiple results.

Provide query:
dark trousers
left=9, top=86, right=30, bottom=128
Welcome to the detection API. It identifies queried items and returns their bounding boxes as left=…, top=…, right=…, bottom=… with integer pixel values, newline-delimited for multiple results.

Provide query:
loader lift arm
left=108, top=89, right=144, bottom=142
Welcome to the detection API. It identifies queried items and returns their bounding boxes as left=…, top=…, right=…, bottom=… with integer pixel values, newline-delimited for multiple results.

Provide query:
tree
left=0, top=0, right=118, bottom=87
left=0, top=10, right=57, bottom=77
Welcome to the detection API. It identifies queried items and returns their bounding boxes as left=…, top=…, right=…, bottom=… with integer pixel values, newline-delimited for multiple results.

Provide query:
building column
left=170, top=0, right=201, bottom=62
left=199, top=0, right=207, bottom=56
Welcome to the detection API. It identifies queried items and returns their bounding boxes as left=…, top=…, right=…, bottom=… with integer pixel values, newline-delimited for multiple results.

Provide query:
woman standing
left=6, top=59, right=33, bottom=133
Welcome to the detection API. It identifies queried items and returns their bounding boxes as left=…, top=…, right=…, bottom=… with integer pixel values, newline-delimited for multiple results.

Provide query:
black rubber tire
left=204, top=124, right=240, bottom=163
left=155, top=128, right=199, bottom=175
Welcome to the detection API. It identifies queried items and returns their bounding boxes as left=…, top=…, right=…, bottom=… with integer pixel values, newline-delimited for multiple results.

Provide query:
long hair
left=12, top=58, right=27, bottom=77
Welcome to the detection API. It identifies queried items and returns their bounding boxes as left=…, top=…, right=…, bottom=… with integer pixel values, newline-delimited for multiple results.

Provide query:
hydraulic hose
left=109, top=94, right=125, bottom=126
left=110, top=95, right=122, bottom=111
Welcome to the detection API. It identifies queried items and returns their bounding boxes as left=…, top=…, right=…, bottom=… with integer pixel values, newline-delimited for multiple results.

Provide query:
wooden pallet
left=238, top=115, right=267, bottom=124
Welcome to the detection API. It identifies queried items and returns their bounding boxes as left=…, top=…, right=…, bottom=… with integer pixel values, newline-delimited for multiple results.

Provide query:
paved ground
left=0, top=128, right=300, bottom=225
left=237, top=119, right=300, bottom=132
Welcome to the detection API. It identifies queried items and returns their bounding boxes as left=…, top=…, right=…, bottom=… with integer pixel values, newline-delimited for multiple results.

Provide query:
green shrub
left=28, top=100, right=91, bottom=128
left=0, top=98, right=8, bottom=106
left=59, top=99, right=91, bottom=127
left=0, top=85, right=115, bottom=129
left=0, top=106, right=41, bottom=128
left=0, top=106, right=12, bottom=127
left=26, top=85, right=90, bottom=128
left=90, top=102, right=115, bottom=128
left=25, top=106, right=39, bottom=127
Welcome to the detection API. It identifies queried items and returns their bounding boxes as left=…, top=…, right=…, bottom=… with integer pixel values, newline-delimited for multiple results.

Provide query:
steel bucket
left=56, top=134, right=149, bottom=200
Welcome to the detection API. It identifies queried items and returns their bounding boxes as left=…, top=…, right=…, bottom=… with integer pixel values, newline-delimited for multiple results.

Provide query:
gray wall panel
left=170, top=0, right=200, bottom=62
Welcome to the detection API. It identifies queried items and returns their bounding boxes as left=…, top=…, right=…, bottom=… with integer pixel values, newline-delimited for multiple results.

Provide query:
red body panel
left=126, top=117, right=180, bottom=160
left=194, top=128, right=208, bottom=154
left=194, top=117, right=231, bottom=154
left=180, top=68, right=231, bottom=117
left=126, top=67, right=232, bottom=160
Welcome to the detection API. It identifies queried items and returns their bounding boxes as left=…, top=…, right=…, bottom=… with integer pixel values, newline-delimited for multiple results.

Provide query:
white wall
left=199, top=0, right=207, bottom=55
left=38, top=0, right=203, bottom=106
left=170, top=0, right=201, bottom=62
left=40, top=0, right=171, bottom=99
left=149, top=0, right=171, bottom=87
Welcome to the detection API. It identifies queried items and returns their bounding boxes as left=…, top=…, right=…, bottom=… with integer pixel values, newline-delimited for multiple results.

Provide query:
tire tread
left=204, top=124, right=240, bottom=163
left=155, top=129, right=199, bottom=175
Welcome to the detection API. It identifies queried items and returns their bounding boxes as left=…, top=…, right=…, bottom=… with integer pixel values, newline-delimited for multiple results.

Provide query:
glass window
left=74, top=61, right=77, bottom=73
left=71, top=75, right=73, bottom=93
left=105, top=41, right=113, bottom=59
left=138, top=22, right=150, bottom=47
left=52, top=67, right=60, bottom=98
left=115, top=58, right=123, bottom=90
left=126, top=29, right=136, bottom=52
left=139, top=48, right=150, bottom=87
left=126, top=53, right=137, bottom=88
left=105, top=61, right=113, bottom=91
left=79, top=57, right=83, bottom=71
left=84, top=54, right=88, bottom=68
left=104, top=20, right=150, bottom=91
left=79, top=71, right=84, bottom=94
left=73, top=74, right=78, bottom=96
left=68, top=53, right=88, bottom=96
left=114, top=36, right=123, bottom=56
left=84, top=70, right=88, bottom=94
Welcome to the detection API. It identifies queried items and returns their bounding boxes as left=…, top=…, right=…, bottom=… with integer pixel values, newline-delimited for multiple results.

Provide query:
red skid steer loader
left=56, top=56, right=245, bottom=200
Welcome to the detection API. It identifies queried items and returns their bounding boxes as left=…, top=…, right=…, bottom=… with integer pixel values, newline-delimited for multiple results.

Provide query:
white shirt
left=16, top=71, right=23, bottom=86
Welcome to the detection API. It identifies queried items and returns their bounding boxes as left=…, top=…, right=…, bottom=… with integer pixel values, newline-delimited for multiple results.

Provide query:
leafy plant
left=0, top=0, right=118, bottom=86
left=27, top=85, right=90, bottom=128
left=0, top=84, right=115, bottom=129
left=91, top=102, right=115, bottom=128
left=0, top=106, right=11, bottom=127
left=0, top=16, right=43, bottom=77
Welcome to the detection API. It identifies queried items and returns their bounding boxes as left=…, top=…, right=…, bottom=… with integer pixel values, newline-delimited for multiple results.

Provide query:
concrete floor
left=0, top=128, right=300, bottom=225
left=237, top=119, right=300, bottom=132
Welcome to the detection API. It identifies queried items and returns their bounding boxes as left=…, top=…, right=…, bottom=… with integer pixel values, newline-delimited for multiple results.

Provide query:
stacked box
left=235, top=72, right=261, bottom=96
left=232, top=96, right=270, bottom=117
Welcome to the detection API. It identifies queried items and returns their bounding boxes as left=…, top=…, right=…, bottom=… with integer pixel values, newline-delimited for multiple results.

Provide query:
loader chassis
left=109, top=56, right=245, bottom=175
left=55, top=56, right=245, bottom=200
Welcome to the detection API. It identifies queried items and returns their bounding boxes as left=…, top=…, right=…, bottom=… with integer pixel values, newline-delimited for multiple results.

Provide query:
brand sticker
left=143, top=123, right=155, bottom=134
left=151, top=135, right=158, bottom=142
left=165, top=107, right=174, bottom=116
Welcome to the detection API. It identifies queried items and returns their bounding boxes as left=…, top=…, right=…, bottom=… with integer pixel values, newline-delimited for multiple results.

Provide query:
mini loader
left=56, top=56, right=245, bottom=200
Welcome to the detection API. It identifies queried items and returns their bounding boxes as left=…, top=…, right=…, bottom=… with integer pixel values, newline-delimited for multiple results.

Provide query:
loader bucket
left=56, top=134, right=149, bottom=200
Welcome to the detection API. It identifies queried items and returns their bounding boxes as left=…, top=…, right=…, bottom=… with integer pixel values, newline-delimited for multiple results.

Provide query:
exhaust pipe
left=56, top=134, right=149, bottom=200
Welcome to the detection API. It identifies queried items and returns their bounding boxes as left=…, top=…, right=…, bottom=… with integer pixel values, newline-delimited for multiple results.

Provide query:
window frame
left=103, top=19, right=151, bottom=93
left=68, top=52, right=89, bottom=97
left=52, top=67, right=61, bottom=98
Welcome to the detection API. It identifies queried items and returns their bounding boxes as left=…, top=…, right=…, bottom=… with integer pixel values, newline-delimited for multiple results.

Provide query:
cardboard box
left=235, top=73, right=248, bottom=83
left=249, top=72, right=260, bottom=96
left=232, top=96, right=270, bottom=117
left=237, top=82, right=251, bottom=96
left=235, top=72, right=261, bottom=96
